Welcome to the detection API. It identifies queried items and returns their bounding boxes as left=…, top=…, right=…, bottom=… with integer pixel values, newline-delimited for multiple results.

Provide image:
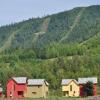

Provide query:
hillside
left=0, top=5, right=100, bottom=51
left=0, top=5, right=100, bottom=94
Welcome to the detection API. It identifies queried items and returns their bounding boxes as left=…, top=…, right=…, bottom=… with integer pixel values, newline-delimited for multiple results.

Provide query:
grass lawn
left=22, top=96, right=94, bottom=100
left=0, top=96, right=98, bottom=100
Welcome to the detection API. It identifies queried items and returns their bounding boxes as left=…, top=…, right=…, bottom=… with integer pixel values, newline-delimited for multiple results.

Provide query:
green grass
left=0, top=96, right=98, bottom=100
left=21, top=96, right=98, bottom=100
left=23, top=97, right=79, bottom=100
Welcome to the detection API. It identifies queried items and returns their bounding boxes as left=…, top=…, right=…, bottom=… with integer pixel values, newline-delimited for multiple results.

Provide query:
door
left=18, top=91, right=24, bottom=98
left=63, top=91, right=69, bottom=96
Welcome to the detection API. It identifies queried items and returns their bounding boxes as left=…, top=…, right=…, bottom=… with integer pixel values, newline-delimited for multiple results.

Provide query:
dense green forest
left=0, top=5, right=100, bottom=94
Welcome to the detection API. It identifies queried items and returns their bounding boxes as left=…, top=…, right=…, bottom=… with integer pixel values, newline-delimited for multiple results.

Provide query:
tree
left=83, top=81, right=94, bottom=96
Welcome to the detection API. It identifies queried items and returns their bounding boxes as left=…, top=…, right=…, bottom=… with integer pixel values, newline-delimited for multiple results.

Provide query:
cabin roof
left=61, top=79, right=78, bottom=85
left=78, top=77, right=97, bottom=84
left=12, top=77, right=27, bottom=84
left=28, top=79, right=49, bottom=86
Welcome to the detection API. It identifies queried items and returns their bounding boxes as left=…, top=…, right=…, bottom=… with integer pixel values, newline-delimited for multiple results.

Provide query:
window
left=73, top=91, right=76, bottom=96
left=18, top=91, right=24, bottom=97
left=10, top=91, right=12, bottom=97
left=10, top=91, right=12, bottom=94
left=66, top=91, right=69, bottom=95
left=38, top=85, right=40, bottom=88
left=14, top=84, right=15, bottom=91
left=32, top=92, right=37, bottom=95
left=70, top=85, right=72, bottom=91
left=74, top=91, right=76, bottom=93
left=63, top=91, right=69, bottom=96
left=46, top=91, right=48, bottom=96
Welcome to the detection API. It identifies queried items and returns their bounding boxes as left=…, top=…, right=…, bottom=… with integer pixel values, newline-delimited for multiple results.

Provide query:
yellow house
left=61, top=79, right=79, bottom=97
left=25, top=79, right=49, bottom=98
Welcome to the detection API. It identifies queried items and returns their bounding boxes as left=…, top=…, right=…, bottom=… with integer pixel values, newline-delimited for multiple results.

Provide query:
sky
left=0, top=0, right=100, bottom=26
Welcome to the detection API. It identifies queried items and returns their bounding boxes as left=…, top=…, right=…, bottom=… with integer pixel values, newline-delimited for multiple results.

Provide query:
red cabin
left=6, top=77, right=27, bottom=98
left=78, top=77, right=97, bottom=97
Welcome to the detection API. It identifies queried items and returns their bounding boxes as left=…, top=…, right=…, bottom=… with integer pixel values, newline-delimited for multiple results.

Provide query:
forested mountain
left=0, top=5, right=100, bottom=51
left=0, top=5, right=100, bottom=94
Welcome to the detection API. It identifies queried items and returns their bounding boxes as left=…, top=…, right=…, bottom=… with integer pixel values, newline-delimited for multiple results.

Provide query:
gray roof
left=28, top=79, right=49, bottom=86
left=78, top=77, right=97, bottom=84
left=0, top=87, right=3, bottom=92
left=61, top=79, right=78, bottom=85
left=12, top=77, right=27, bottom=84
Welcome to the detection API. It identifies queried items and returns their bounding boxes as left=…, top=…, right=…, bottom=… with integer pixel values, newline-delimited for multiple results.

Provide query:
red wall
left=0, top=92, right=2, bottom=97
left=93, top=84, right=97, bottom=96
left=79, top=85, right=84, bottom=97
left=6, top=80, right=27, bottom=98
left=79, top=84, right=97, bottom=97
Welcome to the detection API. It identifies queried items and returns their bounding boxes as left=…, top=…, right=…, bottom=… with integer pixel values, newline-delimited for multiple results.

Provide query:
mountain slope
left=59, top=7, right=85, bottom=42
left=0, top=5, right=100, bottom=51
left=0, top=5, right=100, bottom=93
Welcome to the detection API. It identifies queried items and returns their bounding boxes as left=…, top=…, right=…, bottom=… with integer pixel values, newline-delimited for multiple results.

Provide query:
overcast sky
left=0, top=0, right=100, bottom=26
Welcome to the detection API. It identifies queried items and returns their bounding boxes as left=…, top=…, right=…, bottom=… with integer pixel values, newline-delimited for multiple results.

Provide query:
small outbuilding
left=6, top=77, right=27, bottom=98
left=61, top=79, right=79, bottom=97
left=25, top=79, right=49, bottom=98
left=78, top=77, right=98, bottom=97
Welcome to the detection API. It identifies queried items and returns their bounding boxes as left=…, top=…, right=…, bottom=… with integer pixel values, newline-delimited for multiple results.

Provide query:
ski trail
left=59, top=8, right=85, bottom=43
left=33, top=17, right=50, bottom=43
left=0, top=30, right=19, bottom=53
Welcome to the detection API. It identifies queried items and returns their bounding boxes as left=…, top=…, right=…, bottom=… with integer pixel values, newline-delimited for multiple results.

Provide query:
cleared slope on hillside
left=0, top=5, right=100, bottom=50
left=60, top=8, right=85, bottom=42
left=0, top=30, right=20, bottom=53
